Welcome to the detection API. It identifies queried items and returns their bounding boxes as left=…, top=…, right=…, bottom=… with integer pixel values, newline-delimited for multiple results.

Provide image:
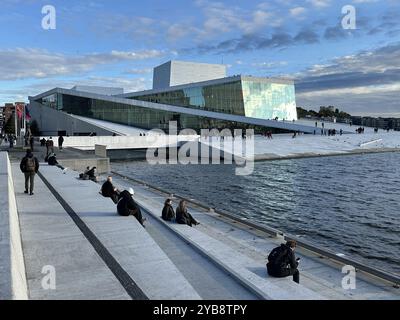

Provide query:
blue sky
left=1, top=0, right=400, bottom=116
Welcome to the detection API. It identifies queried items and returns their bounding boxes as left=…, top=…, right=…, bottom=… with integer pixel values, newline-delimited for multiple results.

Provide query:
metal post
left=14, top=105, right=17, bottom=137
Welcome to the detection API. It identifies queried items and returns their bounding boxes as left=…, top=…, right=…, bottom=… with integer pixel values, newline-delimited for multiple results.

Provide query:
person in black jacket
left=86, top=166, right=98, bottom=182
left=47, top=153, right=66, bottom=171
left=58, top=135, right=64, bottom=151
left=47, top=153, right=58, bottom=166
left=162, top=198, right=175, bottom=221
left=29, top=136, right=34, bottom=151
left=100, top=176, right=120, bottom=204
left=267, top=240, right=300, bottom=283
left=176, top=200, right=199, bottom=227
left=117, top=188, right=146, bottom=227
left=20, top=149, right=39, bottom=195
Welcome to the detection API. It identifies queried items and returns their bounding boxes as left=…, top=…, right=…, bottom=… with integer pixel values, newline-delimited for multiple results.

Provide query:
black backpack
left=268, top=245, right=288, bottom=268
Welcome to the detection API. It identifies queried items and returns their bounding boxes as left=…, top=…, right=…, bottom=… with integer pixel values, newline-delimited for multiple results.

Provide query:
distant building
left=351, top=116, right=400, bottom=131
left=3, top=103, right=14, bottom=125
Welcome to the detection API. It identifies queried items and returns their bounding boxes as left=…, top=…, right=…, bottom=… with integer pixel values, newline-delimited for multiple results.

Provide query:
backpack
left=268, top=245, right=288, bottom=268
left=25, top=157, right=36, bottom=172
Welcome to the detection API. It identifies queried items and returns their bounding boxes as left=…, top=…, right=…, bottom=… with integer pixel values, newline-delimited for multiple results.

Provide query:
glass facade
left=241, top=80, right=297, bottom=121
left=130, top=78, right=297, bottom=121
left=35, top=77, right=297, bottom=132
left=38, top=94, right=241, bottom=132
left=41, top=93, right=63, bottom=110
left=129, top=80, right=245, bottom=116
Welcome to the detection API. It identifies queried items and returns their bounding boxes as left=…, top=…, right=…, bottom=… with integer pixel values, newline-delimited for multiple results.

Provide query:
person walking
left=29, top=135, right=34, bottom=151
left=20, top=149, right=39, bottom=196
left=162, top=198, right=175, bottom=221
left=58, top=135, right=64, bottom=151
left=9, top=134, right=14, bottom=148
left=176, top=200, right=199, bottom=227
left=267, top=240, right=300, bottom=283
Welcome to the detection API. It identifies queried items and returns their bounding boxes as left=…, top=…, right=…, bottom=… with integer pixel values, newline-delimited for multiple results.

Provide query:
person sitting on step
left=266, top=240, right=300, bottom=284
left=117, top=188, right=146, bottom=227
left=175, top=200, right=199, bottom=227
left=161, top=198, right=175, bottom=221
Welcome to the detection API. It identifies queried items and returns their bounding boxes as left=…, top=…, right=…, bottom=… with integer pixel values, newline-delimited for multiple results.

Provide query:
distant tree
left=297, top=106, right=351, bottom=119
left=338, top=111, right=351, bottom=119
left=296, top=107, right=309, bottom=118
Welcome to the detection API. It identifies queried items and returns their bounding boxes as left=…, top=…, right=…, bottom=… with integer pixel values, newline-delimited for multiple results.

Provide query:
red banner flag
left=16, top=104, right=24, bottom=120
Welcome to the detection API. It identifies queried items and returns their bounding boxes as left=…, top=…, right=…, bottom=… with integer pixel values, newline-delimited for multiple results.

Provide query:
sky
left=0, top=0, right=399, bottom=116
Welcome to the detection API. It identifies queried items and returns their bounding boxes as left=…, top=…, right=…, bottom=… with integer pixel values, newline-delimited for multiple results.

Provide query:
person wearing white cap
left=117, top=187, right=146, bottom=227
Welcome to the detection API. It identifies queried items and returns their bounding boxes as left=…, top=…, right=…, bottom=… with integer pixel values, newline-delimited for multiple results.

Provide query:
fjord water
left=113, top=152, right=400, bottom=275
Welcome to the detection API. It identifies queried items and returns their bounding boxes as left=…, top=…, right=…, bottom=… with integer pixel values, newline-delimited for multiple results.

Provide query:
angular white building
left=153, top=60, right=227, bottom=89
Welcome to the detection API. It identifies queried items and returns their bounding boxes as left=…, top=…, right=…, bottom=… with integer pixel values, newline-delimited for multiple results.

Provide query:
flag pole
left=14, top=104, right=17, bottom=137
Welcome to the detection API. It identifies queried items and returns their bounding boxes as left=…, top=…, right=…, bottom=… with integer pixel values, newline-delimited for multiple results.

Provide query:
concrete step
left=113, top=176, right=399, bottom=300
left=11, top=164, right=131, bottom=300
left=35, top=164, right=201, bottom=300
left=132, top=197, right=324, bottom=300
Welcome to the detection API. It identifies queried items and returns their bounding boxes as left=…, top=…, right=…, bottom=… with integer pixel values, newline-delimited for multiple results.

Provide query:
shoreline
left=252, top=147, right=400, bottom=162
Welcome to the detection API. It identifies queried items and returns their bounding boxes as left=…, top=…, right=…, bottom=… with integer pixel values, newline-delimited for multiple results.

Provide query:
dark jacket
left=267, top=244, right=298, bottom=271
left=162, top=204, right=175, bottom=221
left=117, top=190, right=139, bottom=216
left=175, top=206, right=187, bottom=224
left=101, top=180, right=116, bottom=197
left=47, top=155, right=58, bottom=166
left=58, top=136, right=64, bottom=145
left=87, top=168, right=96, bottom=178
left=20, top=153, right=39, bottom=173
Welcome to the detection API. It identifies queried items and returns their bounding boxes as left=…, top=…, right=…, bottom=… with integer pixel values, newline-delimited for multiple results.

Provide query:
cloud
left=294, top=29, right=319, bottom=43
left=297, top=43, right=400, bottom=84
left=123, top=68, right=152, bottom=75
left=324, top=24, right=349, bottom=40
left=0, top=48, right=166, bottom=80
left=306, top=0, right=331, bottom=8
left=352, top=0, right=380, bottom=3
left=365, top=10, right=400, bottom=36
left=294, top=42, right=400, bottom=115
left=252, top=61, right=288, bottom=69
left=290, top=7, right=307, bottom=18
left=297, top=85, right=400, bottom=116
left=96, top=14, right=168, bottom=42
left=184, top=26, right=322, bottom=54
left=195, top=0, right=274, bottom=37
